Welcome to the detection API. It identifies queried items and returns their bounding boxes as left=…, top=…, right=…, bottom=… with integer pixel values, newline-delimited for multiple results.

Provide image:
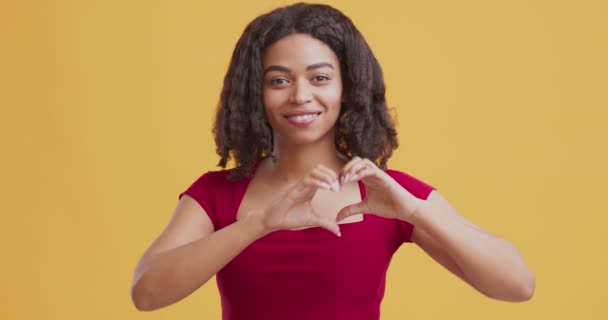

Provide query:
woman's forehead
left=262, top=33, right=339, bottom=70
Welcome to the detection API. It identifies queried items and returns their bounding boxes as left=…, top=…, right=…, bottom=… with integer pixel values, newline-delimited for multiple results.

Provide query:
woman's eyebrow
left=264, top=65, right=291, bottom=74
left=307, top=62, right=334, bottom=70
left=263, top=62, right=334, bottom=75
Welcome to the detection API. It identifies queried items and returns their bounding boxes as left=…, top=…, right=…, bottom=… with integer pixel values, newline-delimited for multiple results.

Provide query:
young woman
left=131, top=3, right=535, bottom=319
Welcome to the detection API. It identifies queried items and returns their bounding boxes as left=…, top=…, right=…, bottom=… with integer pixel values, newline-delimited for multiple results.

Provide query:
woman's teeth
left=289, top=114, right=317, bottom=122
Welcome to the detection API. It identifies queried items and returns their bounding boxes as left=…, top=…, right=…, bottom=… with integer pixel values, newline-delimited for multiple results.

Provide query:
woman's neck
left=265, top=134, right=347, bottom=185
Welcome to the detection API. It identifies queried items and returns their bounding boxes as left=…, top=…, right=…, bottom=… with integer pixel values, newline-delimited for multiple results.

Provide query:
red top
left=180, top=166, right=434, bottom=320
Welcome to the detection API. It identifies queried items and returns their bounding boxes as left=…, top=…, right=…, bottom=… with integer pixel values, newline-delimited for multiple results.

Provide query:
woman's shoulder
left=199, top=168, right=232, bottom=180
left=180, top=168, right=244, bottom=207
left=384, top=168, right=435, bottom=200
left=190, top=167, right=244, bottom=186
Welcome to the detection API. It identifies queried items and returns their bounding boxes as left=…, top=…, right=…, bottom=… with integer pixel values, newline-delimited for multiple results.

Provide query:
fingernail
left=344, top=173, right=350, bottom=183
left=321, top=182, right=332, bottom=190
left=332, top=181, right=340, bottom=192
left=351, top=174, right=359, bottom=181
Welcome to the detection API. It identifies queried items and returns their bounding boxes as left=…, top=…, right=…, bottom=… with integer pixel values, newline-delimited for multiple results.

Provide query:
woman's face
left=262, top=33, right=343, bottom=146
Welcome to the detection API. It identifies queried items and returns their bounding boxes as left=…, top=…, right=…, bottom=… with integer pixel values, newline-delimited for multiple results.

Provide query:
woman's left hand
left=336, top=157, right=422, bottom=223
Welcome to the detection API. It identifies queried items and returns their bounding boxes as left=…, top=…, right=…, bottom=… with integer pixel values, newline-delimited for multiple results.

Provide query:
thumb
left=315, top=217, right=342, bottom=237
left=336, top=202, right=367, bottom=222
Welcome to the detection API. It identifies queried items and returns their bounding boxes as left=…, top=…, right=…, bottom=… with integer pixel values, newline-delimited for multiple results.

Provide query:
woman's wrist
left=399, top=196, right=427, bottom=225
left=242, top=210, right=274, bottom=238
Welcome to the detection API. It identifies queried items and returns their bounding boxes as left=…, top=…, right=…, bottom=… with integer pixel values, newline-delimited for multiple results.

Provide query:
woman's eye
left=270, top=78, right=289, bottom=85
left=313, top=75, right=329, bottom=82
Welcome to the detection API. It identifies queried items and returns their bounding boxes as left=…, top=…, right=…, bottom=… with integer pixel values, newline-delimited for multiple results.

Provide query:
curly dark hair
left=213, top=2, right=398, bottom=180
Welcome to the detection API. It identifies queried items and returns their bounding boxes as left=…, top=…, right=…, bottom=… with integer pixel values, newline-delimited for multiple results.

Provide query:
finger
left=290, top=177, right=330, bottom=201
left=349, top=166, right=377, bottom=182
left=310, top=167, right=340, bottom=192
left=340, top=156, right=362, bottom=176
left=297, top=164, right=344, bottom=197
left=315, top=163, right=338, bottom=178
left=340, top=157, right=363, bottom=183
left=314, top=217, right=342, bottom=237
left=316, top=165, right=339, bottom=184
left=302, top=177, right=333, bottom=191
left=343, top=160, right=371, bottom=183
left=336, top=201, right=368, bottom=222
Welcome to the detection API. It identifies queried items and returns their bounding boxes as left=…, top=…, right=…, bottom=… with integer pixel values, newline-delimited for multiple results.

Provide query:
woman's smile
left=284, top=111, right=323, bottom=128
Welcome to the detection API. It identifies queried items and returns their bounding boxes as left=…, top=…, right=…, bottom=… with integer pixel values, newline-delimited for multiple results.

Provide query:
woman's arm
left=409, top=190, right=535, bottom=302
left=335, top=157, right=535, bottom=301
left=131, top=195, right=268, bottom=311
left=132, top=165, right=342, bottom=311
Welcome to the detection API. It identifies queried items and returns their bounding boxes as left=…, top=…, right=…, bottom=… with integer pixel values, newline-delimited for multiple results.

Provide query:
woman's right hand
left=256, top=164, right=342, bottom=237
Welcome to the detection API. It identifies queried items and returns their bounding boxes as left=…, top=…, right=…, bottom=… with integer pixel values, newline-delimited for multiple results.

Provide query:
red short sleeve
left=386, top=169, right=435, bottom=243
left=179, top=172, right=217, bottom=229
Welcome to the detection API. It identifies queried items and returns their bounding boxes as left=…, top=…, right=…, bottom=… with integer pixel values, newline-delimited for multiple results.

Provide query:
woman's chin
left=276, top=129, right=336, bottom=146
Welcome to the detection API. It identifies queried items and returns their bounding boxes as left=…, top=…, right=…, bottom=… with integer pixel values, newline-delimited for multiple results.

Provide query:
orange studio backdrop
left=1, top=0, right=606, bottom=319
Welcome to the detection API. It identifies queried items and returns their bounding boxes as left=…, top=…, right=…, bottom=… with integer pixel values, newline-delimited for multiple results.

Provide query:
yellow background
left=1, top=0, right=606, bottom=319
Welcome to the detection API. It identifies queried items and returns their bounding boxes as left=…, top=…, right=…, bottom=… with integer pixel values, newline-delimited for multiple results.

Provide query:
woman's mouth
left=284, top=112, right=321, bottom=128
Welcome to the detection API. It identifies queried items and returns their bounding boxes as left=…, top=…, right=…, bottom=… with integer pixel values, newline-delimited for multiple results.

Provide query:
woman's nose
left=290, top=81, right=313, bottom=105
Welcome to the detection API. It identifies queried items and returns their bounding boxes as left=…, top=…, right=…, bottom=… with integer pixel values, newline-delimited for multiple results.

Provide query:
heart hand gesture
left=336, top=157, right=422, bottom=223
left=261, top=164, right=342, bottom=237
